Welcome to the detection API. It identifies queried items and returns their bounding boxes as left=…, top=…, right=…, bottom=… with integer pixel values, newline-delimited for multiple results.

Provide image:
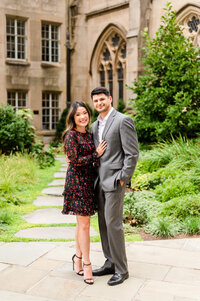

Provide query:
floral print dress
left=62, top=129, right=99, bottom=216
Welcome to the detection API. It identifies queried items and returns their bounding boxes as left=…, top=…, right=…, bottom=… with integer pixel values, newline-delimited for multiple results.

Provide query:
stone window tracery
left=178, top=8, right=200, bottom=49
left=97, top=31, right=126, bottom=101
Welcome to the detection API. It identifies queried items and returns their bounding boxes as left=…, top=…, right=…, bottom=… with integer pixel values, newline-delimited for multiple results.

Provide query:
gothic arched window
left=177, top=5, right=200, bottom=55
left=97, top=30, right=126, bottom=104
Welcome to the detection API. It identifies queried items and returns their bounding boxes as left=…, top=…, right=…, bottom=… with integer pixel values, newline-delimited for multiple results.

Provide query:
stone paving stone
left=33, top=196, right=63, bottom=207
left=164, top=267, right=200, bottom=285
left=133, top=239, right=186, bottom=250
left=128, top=261, right=170, bottom=281
left=45, top=243, right=77, bottom=262
left=54, top=172, right=66, bottom=178
left=0, top=242, right=56, bottom=266
left=27, top=276, right=86, bottom=301
left=15, top=226, right=98, bottom=239
left=0, top=263, right=9, bottom=272
left=127, top=244, right=200, bottom=269
left=50, top=262, right=84, bottom=282
left=0, top=291, right=58, bottom=301
left=79, top=275, right=144, bottom=301
left=29, top=257, right=64, bottom=272
left=60, top=168, right=67, bottom=171
left=0, top=266, right=48, bottom=293
left=134, top=280, right=200, bottom=300
left=74, top=296, right=117, bottom=301
left=23, top=208, right=76, bottom=224
left=56, top=157, right=66, bottom=164
left=48, top=179, right=65, bottom=186
left=42, top=186, right=63, bottom=196
left=183, top=238, right=200, bottom=252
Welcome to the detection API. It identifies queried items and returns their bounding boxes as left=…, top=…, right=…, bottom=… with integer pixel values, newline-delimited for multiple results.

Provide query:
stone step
left=55, top=156, right=66, bottom=164
left=54, top=172, right=66, bottom=179
left=33, top=196, right=63, bottom=207
left=48, top=179, right=65, bottom=186
left=23, top=208, right=76, bottom=224
left=42, top=187, right=63, bottom=196
left=15, top=226, right=99, bottom=239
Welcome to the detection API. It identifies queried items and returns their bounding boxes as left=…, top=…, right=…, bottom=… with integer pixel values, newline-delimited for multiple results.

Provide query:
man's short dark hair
left=91, top=87, right=110, bottom=99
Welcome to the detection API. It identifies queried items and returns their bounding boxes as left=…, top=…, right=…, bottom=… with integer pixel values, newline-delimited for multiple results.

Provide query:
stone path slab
left=0, top=242, right=56, bottom=266
left=54, top=172, right=66, bottom=178
left=48, top=179, right=65, bottom=186
left=0, top=263, right=9, bottom=272
left=0, top=240, right=200, bottom=300
left=23, top=208, right=77, bottom=224
left=33, top=196, right=63, bottom=207
left=0, top=265, right=48, bottom=294
left=55, top=157, right=66, bottom=164
left=0, top=291, right=58, bottom=301
left=60, top=168, right=67, bottom=172
left=42, top=187, right=63, bottom=196
left=15, top=226, right=99, bottom=239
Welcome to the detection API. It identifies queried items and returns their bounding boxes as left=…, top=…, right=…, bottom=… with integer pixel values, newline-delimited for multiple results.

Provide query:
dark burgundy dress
left=62, top=129, right=99, bottom=216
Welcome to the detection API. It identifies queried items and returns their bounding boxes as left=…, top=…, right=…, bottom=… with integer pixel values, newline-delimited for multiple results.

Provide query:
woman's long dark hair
left=62, top=101, right=91, bottom=140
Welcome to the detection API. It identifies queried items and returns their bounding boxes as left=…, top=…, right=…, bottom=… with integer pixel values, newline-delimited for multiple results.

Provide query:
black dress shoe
left=93, top=264, right=115, bottom=276
left=107, top=272, right=129, bottom=286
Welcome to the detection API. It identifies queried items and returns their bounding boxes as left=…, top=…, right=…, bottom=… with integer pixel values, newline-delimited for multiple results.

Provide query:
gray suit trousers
left=96, top=180, right=128, bottom=274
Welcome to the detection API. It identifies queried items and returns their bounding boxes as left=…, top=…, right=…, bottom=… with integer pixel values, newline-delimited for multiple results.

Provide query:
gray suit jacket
left=92, top=109, right=139, bottom=192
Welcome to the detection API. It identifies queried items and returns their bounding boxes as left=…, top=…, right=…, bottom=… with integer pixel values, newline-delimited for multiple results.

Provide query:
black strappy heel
left=72, top=254, right=84, bottom=276
left=83, top=262, right=94, bottom=285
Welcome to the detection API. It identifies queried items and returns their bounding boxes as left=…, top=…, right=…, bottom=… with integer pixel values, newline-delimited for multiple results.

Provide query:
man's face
left=92, top=93, right=112, bottom=113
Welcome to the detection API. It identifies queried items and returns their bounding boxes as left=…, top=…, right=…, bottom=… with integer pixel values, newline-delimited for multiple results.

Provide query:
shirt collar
left=98, top=107, right=114, bottom=123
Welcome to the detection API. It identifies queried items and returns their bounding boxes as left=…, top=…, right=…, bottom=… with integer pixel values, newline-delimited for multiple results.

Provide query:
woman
left=62, top=101, right=107, bottom=285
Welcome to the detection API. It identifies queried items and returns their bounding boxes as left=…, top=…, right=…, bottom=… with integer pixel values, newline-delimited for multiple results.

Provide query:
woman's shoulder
left=64, top=129, right=76, bottom=140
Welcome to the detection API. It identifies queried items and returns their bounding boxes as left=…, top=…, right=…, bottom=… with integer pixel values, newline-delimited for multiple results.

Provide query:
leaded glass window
left=7, top=91, right=27, bottom=110
left=42, top=23, right=60, bottom=62
left=97, top=30, right=126, bottom=103
left=6, top=18, right=26, bottom=60
left=42, top=92, right=60, bottom=130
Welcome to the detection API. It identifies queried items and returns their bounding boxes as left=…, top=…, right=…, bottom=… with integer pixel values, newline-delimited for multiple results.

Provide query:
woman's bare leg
left=76, top=215, right=93, bottom=283
left=73, top=221, right=83, bottom=274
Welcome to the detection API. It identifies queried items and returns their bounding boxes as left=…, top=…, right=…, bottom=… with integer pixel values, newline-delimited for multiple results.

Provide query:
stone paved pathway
left=14, top=156, right=98, bottom=240
left=1, top=155, right=200, bottom=300
left=1, top=239, right=200, bottom=300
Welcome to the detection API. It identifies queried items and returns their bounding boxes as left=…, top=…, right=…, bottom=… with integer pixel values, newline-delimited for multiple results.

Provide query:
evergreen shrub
left=129, top=2, right=200, bottom=142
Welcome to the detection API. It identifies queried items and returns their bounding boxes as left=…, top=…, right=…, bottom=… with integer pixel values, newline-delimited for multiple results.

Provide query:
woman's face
left=74, top=106, right=89, bottom=130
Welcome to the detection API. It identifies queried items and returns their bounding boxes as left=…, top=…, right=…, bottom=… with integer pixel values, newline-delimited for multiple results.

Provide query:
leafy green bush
left=128, top=2, right=200, bottom=142
left=51, top=107, right=69, bottom=146
left=0, top=105, right=55, bottom=167
left=145, top=217, right=181, bottom=238
left=32, top=142, right=55, bottom=169
left=117, top=98, right=126, bottom=113
left=0, top=106, right=35, bottom=154
left=159, top=194, right=200, bottom=219
left=181, top=216, right=200, bottom=235
left=123, top=191, right=161, bottom=225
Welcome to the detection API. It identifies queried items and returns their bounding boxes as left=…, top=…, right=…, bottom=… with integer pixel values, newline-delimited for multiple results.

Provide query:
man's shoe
left=93, top=264, right=115, bottom=276
left=107, top=272, right=129, bottom=286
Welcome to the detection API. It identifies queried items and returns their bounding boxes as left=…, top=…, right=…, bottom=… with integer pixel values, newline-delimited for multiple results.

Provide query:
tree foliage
left=0, top=105, right=35, bottom=154
left=129, top=2, right=200, bottom=142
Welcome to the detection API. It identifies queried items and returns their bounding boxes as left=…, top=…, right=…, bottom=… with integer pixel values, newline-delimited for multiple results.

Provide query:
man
left=91, top=87, right=139, bottom=286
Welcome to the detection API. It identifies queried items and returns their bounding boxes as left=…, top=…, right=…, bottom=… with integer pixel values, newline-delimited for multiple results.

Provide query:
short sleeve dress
left=62, top=129, right=99, bottom=216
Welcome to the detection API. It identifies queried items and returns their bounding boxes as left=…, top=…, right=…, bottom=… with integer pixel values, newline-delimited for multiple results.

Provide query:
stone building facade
left=69, top=0, right=200, bottom=108
left=0, top=0, right=67, bottom=143
left=0, top=0, right=199, bottom=140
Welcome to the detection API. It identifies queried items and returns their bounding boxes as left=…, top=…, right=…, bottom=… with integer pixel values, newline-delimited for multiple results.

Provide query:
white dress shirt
left=98, top=107, right=113, bottom=142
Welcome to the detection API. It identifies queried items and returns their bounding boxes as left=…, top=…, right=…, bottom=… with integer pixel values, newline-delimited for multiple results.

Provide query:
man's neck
left=100, top=107, right=112, bottom=121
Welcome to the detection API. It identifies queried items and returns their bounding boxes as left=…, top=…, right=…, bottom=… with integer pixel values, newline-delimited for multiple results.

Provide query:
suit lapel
left=102, top=108, right=117, bottom=140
